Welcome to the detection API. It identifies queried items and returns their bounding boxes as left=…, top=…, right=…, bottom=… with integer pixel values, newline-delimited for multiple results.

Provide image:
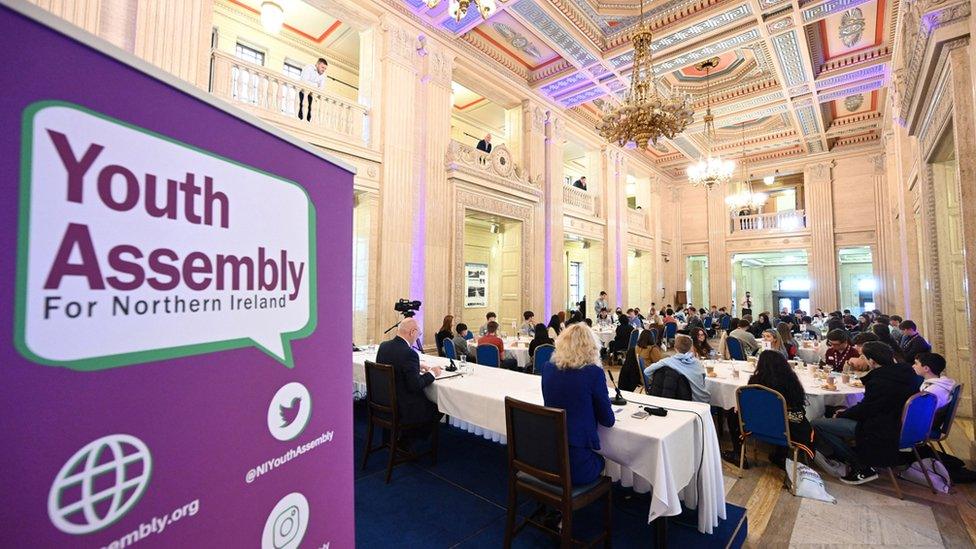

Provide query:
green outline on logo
left=14, top=100, right=318, bottom=371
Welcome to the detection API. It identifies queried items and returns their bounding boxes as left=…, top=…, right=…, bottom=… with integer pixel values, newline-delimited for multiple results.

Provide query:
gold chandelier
left=686, top=57, right=735, bottom=188
left=725, top=122, right=767, bottom=211
left=425, top=0, right=496, bottom=21
left=597, top=2, right=694, bottom=149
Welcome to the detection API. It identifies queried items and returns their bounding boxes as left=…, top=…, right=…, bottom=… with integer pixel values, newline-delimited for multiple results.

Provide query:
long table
left=352, top=352, right=727, bottom=534
left=702, top=359, right=864, bottom=419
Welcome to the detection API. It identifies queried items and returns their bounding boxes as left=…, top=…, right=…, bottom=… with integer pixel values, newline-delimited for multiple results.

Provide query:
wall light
left=763, top=175, right=775, bottom=185
left=261, top=1, right=285, bottom=34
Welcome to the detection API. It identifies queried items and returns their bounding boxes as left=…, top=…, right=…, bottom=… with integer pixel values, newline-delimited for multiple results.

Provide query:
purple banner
left=0, top=4, right=354, bottom=548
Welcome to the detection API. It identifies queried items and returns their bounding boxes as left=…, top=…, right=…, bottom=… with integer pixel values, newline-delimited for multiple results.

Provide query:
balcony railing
left=445, top=141, right=540, bottom=193
left=731, top=209, right=807, bottom=233
left=627, top=207, right=649, bottom=232
left=563, top=184, right=599, bottom=218
left=210, top=50, right=367, bottom=145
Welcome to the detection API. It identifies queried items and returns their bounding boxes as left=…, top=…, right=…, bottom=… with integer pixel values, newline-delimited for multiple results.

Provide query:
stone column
left=603, top=149, right=628, bottom=308
left=804, top=161, right=838, bottom=311
left=870, top=153, right=892, bottom=310
left=353, top=192, right=380, bottom=344
left=649, top=177, right=662, bottom=307
left=372, top=16, right=421, bottom=339
left=522, top=101, right=548, bottom=316
left=27, top=0, right=101, bottom=35
left=706, top=182, right=730, bottom=308
left=544, top=112, right=566, bottom=314
left=133, top=0, right=213, bottom=88
left=420, top=41, right=456, bottom=346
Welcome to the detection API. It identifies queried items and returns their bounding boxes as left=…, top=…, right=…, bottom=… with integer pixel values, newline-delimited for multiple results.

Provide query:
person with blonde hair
left=540, top=323, right=615, bottom=485
left=761, top=328, right=789, bottom=359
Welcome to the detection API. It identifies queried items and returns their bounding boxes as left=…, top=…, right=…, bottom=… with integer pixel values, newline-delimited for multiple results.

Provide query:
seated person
left=690, top=327, right=713, bottom=359
left=609, top=315, right=633, bottom=356
left=643, top=335, right=710, bottom=403
left=888, top=315, right=904, bottom=342
left=812, top=342, right=921, bottom=485
left=871, top=323, right=905, bottom=363
left=914, top=352, right=955, bottom=409
left=595, top=308, right=613, bottom=327
left=761, top=329, right=789, bottom=360
left=749, top=351, right=813, bottom=468
left=730, top=319, right=760, bottom=356
left=823, top=329, right=859, bottom=372
left=478, top=321, right=519, bottom=369
left=635, top=329, right=663, bottom=366
left=375, top=318, right=443, bottom=427
left=540, top=324, right=615, bottom=486
left=452, top=323, right=475, bottom=361
left=776, top=323, right=798, bottom=359
left=478, top=312, right=497, bottom=337
left=620, top=329, right=664, bottom=392
left=845, top=332, right=878, bottom=372
left=546, top=314, right=562, bottom=339
left=898, top=320, right=932, bottom=364
left=434, top=314, right=454, bottom=357
left=528, top=323, right=554, bottom=359
left=626, top=308, right=642, bottom=329
left=798, top=316, right=821, bottom=340
left=519, top=310, right=536, bottom=336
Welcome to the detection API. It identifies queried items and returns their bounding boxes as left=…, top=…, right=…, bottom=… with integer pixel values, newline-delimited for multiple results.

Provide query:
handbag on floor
left=786, top=459, right=836, bottom=503
left=899, top=458, right=951, bottom=493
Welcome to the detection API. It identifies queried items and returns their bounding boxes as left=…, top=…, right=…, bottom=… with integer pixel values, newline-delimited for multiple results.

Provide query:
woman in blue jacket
left=541, top=323, right=615, bottom=485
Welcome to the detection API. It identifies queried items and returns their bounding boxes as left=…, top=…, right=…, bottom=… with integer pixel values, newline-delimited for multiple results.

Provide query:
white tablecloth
left=352, top=352, right=726, bottom=534
left=593, top=328, right=615, bottom=346
left=796, top=342, right=827, bottom=365
left=702, top=359, right=864, bottom=419
left=502, top=337, right=531, bottom=368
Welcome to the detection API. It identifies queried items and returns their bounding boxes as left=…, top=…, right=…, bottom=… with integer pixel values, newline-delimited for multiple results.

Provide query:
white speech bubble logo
left=15, top=102, right=316, bottom=370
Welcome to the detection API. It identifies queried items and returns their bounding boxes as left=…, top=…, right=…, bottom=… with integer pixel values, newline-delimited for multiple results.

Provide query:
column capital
left=379, top=15, right=422, bottom=68
left=804, top=160, right=835, bottom=184
left=523, top=101, right=546, bottom=132
left=869, top=153, right=886, bottom=175
left=419, top=37, right=454, bottom=87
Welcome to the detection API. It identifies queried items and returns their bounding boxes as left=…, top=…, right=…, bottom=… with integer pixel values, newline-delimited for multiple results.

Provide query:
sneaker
left=841, top=467, right=878, bottom=485
left=814, top=451, right=848, bottom=479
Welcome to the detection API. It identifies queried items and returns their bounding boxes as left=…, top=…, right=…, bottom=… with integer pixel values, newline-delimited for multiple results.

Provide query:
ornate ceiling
left=404, top=0, right=895, bottom=176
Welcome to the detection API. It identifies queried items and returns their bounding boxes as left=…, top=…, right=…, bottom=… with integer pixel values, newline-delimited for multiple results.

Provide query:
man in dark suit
left=572, top=176, right=587, bottom=190
left=476, top=133, right=492, bottom=153
left=374, top=318, right=442, bottom=426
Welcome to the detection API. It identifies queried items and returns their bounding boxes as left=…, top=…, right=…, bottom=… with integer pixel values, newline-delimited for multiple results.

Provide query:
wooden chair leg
left=560, top=502, right=573, bottom=548
left=887, top=468, right=903, bottom=499
left=738, top=440, right=746, bottom=479
left=789, top=447, right=799, bottom=496
left=503, top=481, right=517, bottom=549
left=603, top=488, right=612, bottom=548
left=912, top=446, right=938, bottom=494
left=385, top=427, right=398, bottom=484
left=361, top=418, right=374, bottom=470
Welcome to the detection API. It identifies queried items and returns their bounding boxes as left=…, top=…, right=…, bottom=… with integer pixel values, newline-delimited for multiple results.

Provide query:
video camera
left=394, top=299, right=422, bottom=317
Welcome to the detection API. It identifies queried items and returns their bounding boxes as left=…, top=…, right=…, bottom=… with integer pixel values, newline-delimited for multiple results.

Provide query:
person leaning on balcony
left=573, top=176, right=588, bottom=191
left=298, top=57, right=328, bottom=122
left=476, top=133, right=492, bottom=153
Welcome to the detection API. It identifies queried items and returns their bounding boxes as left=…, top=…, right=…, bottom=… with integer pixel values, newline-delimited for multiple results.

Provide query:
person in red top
left=823, top=329, right=859, bottom=372
left=478, top=321, right=519, bottom=369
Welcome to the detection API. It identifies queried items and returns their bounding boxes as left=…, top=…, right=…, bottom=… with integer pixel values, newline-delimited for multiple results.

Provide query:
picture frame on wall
left=464, top=263, right=488, bottom=308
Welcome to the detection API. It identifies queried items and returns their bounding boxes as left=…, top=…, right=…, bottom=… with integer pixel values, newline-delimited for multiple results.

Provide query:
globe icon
left=48, top=434, right=152, bottom=535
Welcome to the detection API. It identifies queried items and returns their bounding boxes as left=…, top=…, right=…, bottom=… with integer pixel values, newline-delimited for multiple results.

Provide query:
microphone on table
left=446, top=357, right=457, bottom=372
left=605, top=368, right=629, bottom=406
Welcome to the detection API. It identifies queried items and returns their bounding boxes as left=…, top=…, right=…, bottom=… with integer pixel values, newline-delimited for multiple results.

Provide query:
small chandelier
left=260, top=1, right=285, bottom=34
left=426, top=0, right=497, bottom=21
left=686, top=58, right=734, bottom=189
left=725, top=122, right=767, bottom=211
left=597, top=1, right=694, bottom=150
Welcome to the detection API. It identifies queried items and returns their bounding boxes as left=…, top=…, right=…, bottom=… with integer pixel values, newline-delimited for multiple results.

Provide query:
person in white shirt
left=298, top=57, right=328, bottom=121
left=913, top=352, right=955, bottom=409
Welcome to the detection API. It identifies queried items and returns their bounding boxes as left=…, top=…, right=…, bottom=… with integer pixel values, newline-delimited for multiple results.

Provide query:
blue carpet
left=354, top=401, right=747, bottom=547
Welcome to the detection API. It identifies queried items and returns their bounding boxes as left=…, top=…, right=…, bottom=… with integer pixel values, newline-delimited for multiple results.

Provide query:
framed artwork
left=464, top=263, right=488, bottom=308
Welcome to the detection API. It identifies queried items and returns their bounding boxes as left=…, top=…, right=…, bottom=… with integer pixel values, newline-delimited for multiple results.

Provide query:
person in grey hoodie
left=913, top=352, right=955, bottom=409
left=729, top=318, right=760, bottom=356
left=643, top=335, right=710, bottom=403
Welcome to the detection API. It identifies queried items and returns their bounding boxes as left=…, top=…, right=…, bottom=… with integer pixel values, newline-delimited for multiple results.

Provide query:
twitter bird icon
left=279, top=397, right=302, bottom=428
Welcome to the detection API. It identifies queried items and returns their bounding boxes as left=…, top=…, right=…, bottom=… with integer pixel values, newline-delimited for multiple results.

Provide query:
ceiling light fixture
left=260, top=1, right=285, bottom=34
left=597, top=1, right=694, bottom=150
left=427, top=0, right=496, bottom=22
left=687, top=57, right=735, bottom=189
left=725, top=122, right=767, bottom=212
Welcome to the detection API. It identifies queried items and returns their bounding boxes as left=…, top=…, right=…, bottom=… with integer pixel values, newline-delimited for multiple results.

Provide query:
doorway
left=462, top=213, right=523, bottom=331
left=731, top=250, right=810, bottom=315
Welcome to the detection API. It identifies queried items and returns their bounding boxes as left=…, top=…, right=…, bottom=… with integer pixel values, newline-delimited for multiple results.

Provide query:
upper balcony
left=627, top=207, right=649, bottom=233
left=563, top=184, right=600, bottom=219
left=730, top=209, right=808, bottom=234
left=210, top=50, right=369, bottom=151
left=446, top=140, right=542, bottom=199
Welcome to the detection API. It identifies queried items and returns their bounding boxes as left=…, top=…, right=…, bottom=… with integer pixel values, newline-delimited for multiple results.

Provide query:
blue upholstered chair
left=531, top=344, right=555, bottom=375
left=663, top=323, right=677, bottom=348
left=735, top=385, right=814, bottom=494
left=703, top=316, right=713, bottom=330
left=726, top=336, right=746, bottom=361
left=887, top=392, right=940, bottom=498
left=627, top=328, right=641, bottom=350
left=476, top=344, right=500, bottom=367
left=442, top=338, right=457, bottom=361
left=720, top=315, right=731, bottom=332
